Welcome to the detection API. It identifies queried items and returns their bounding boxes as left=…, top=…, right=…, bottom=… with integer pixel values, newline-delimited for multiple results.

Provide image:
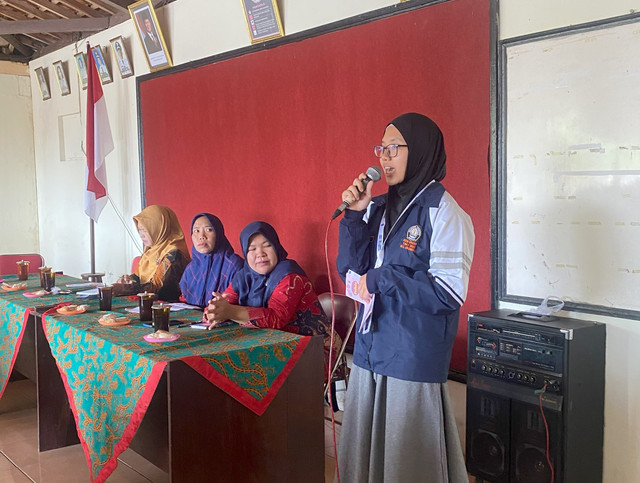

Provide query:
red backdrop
left=138, top=0, right=492, bottom=371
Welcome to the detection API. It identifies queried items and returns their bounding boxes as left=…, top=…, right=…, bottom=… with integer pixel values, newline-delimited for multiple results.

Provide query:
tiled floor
left=0, top=378, right=170, bottom=482
left=0, top=377, right=346, bottom=483
left=1, top=375, right=467, bottom=483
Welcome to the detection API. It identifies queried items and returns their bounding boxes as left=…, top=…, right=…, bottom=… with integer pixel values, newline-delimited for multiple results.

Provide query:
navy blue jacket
left=337, top=182, right=473, bottom=383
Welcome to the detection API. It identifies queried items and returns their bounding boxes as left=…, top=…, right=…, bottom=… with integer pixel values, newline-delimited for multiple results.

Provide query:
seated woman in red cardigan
left=205, top=221, right=341, bottom=370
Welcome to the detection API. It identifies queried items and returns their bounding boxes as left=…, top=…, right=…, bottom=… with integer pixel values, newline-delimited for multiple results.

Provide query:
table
left=1, top=274, right=324, bottom=482
left=0, top=273, right=88, bottom=394
left=35, top=294, right=324, bottom=482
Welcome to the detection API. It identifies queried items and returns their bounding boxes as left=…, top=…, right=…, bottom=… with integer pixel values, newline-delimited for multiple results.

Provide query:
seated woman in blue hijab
left=205, top=221, right=341, bottom=370
left=179, top=213, right=243, bottom=308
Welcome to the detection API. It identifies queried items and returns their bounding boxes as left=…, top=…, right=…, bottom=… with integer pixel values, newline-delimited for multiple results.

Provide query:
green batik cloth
left=0, top=274, right=90, bottom=398
left=42, top=302, right=309, bottom=482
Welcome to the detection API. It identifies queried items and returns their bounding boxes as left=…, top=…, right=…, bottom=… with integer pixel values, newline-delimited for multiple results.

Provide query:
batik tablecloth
left=0, top=273, right=88, bottom=398
left=41, top=302, right=311, bottom=482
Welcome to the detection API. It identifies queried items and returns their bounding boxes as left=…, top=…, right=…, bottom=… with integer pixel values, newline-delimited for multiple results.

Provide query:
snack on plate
left=57, top=304, right=88, bottom=314
left=98, top=313, right=130, bottom=326
left=143, top=331, right=179, bottom=343
left=2, top=282, right=28, bottom=291
left=59, top=304, right=78, bottom=312
left=153, top=330, right=173, bottom=339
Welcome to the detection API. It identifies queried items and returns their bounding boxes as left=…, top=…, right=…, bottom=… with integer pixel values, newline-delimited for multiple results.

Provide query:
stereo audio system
left=465, top=310, right=605, bottom=483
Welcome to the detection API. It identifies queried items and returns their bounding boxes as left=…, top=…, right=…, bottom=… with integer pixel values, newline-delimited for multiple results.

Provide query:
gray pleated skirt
left=336, top=364, right=468, bottom=483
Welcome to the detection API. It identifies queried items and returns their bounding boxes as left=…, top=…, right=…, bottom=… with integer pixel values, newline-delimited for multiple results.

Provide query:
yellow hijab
left=133, top=205, right=190, bottom=284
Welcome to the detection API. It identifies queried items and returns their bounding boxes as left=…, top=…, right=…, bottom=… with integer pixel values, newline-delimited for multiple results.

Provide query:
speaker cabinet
left=467, top=389, right=510, bottom=482
left=465, top=310, right=605, bottom=483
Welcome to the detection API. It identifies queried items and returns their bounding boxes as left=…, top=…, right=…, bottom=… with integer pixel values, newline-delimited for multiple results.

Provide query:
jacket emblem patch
left=400, top=225, right=422, bottom=252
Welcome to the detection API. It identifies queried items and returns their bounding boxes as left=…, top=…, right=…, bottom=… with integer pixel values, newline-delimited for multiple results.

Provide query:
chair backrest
left=131, top=256, right=141, bottom=273
left=0, top=253, right=45, bottom=275
left=318, top=292, right=358, bottom=341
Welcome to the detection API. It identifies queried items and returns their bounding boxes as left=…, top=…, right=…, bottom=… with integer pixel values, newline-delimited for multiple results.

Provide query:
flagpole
left=90, top=218, right=96, bottom=273
left=83, top=40, right=113, bottom=280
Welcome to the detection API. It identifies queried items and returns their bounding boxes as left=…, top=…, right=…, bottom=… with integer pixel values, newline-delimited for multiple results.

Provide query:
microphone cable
left=323, top=216, right=341, bottom=483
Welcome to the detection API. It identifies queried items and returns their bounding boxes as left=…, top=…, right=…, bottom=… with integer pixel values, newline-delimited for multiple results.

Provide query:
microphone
left=331, top=166, right=382, bottom=219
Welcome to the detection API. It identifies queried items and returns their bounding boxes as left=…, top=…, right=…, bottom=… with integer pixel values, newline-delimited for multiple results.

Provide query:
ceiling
left=0, top=0, right=174, bottom=63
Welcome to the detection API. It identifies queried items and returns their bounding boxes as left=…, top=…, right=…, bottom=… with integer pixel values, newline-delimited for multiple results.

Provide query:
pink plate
left=23, top=290, right=47, bottom=298
left=56, top=305, right=87, bottom=315
left=144, top=332, right=180, bottom=343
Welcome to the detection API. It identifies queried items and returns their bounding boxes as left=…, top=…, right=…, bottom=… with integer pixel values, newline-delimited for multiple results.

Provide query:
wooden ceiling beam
left=28, top=0, right=89, bottom=19
left=15, top=31, right=49, bottom=46
left=0, top=17, right=109, bottom=34
left=87, top=0, right=127, bottom=15
left=0, top=5, right=39, bottom=21
left=1, top=1, right=58, bottom=20
left=0, top=33, right=33, bottom=57
left=54, top=0, right=106, bottom=18
left=98, top=0, right=134, bottom=8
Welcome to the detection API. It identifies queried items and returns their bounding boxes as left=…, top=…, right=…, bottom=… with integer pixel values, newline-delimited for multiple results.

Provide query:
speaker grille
left=470, top=429, right=505, bottom=476
left=514, top=444, right=552, bottom=483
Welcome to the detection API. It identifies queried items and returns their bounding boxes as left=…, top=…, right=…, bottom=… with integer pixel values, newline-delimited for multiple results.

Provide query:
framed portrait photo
left=34, top=67, right=51, bottom=100
left=110, top=36, right=134, bottom=78
left=53, top=60, right=71, bottom=96
left=74, top=52, right=88, bottom=90
left=91, top=45, right=113, bottom=85
left=129, top=0, right=172, bottom=72
left=240, top=0, right=284, bottom=44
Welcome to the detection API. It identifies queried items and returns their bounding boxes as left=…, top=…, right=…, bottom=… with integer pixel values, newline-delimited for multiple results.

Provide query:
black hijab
left=231, top=221, right=304, bottom=307
left=384, top=113, right=447, bottom=235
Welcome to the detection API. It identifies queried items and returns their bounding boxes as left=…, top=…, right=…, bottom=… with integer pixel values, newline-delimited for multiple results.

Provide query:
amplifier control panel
left=468, top=315, right=565, bottom=392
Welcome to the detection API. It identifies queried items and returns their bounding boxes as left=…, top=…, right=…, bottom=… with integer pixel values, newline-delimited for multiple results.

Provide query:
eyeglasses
left=373, top=144, right=408, bottom=158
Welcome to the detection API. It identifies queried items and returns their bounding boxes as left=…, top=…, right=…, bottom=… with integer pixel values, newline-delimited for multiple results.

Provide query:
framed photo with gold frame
left=53, top=61, right=71, bottom=96
left=91, top=45, right=113, bottom=85
left=129, top=0, right=172, bottom=72
left=74, top=52, right=89, bottom=90
left=110, top=36, right=134, bottom=78
left=34, top=66, right=51, bottom=100
left=240, top=0, right=284, bottom=44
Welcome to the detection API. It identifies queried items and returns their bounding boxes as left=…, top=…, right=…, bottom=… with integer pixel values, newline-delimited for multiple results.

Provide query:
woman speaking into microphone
left=335, top=113, right=475, bottom=482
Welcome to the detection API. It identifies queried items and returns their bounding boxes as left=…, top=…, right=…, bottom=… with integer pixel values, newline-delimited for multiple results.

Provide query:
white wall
left=500, top=2, right=640, bottom=482
left=25, top=0, right=396, bottom=283
left=0, top=62, right=39, bottom=255
left=12, top=0, right=640, bottom=481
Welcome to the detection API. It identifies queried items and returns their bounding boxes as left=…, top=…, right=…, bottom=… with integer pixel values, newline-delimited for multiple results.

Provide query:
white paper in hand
left=345, top=270, right=368, bottom=304
left=346, top=270, right=374, bottom=333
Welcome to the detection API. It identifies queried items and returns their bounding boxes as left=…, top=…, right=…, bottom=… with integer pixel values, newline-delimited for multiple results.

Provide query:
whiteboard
left=500, top=17, right=640, bottom=316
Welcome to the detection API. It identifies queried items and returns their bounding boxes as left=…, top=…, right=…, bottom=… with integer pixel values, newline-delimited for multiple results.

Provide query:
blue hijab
left=179, top=213, right=242, bottom=307
left=231, top=221, right=305, bottom=307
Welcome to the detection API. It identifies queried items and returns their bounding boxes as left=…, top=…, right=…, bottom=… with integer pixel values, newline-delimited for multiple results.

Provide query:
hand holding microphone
left=332, top=166, right=382, bottom=219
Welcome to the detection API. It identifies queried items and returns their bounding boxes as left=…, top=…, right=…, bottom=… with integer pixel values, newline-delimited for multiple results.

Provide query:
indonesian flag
left=84, top=42, right=114, bottom=222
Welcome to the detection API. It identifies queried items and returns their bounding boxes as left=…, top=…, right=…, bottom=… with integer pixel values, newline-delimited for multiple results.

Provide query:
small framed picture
left=74, top=53, right=88, bottom=90
left=53, top=61, right=71, bottom=96
left=240, top=0, right=284, bottom=44
left=34, top=67, right=51, bottom=100
left=91, top=45, right=113, bottom=85
left=110, top=36, right=134, bottom=78
left=129, top=0, right=172, bottom=72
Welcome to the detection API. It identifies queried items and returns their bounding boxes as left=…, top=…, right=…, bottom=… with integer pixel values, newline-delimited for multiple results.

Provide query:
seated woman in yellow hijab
left=113, top=205, right=191, bottom=301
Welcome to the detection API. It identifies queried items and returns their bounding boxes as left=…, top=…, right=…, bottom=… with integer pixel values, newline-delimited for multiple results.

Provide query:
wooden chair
left=318, top=292, right=358, bottom=397
left=0, top=253, right=45, bottom=275
left=131, top=256, right=141, bottom=273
